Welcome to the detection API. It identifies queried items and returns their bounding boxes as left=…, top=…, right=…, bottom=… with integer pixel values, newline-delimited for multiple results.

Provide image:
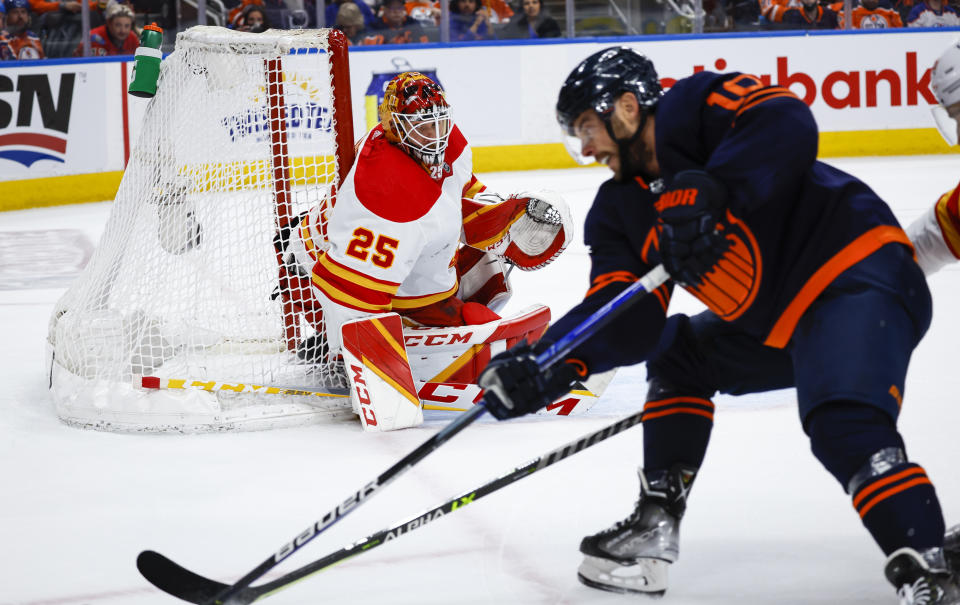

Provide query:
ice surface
left=0, top=157, right=958, bottom=604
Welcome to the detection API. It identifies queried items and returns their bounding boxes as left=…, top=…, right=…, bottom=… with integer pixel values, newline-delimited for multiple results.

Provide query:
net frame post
left=265, top=56, right=299, bottom=351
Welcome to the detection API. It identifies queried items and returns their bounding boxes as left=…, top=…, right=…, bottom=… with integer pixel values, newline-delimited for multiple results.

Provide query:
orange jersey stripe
left=585, top=270, right=638, bottom=297
left=764, top=226, right=912, bottom=348
left=643, top=407, right=715, bottom=422
left=852, top=466, right=927, bottom=509
left=644, top=396, right=715, bottom=411
left=653, top=285, right=669, bottom=312
left=857, top=477, right=933, bottom=519
left=736, top=90, right=798, bottom=119
left=568, top=358, right=588, bottom=378
left=641, top=227, right=659, bottom=264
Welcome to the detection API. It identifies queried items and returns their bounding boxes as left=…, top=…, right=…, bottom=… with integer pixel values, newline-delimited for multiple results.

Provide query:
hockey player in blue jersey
left=478, top=47, right=960, bottom=603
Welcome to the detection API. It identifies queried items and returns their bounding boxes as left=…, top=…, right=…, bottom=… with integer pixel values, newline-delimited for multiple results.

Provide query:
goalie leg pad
left=341, top=313, right=423, bottom=432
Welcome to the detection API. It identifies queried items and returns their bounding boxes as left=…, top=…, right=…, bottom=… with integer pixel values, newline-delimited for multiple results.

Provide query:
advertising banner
left=0, top=61, right=124, bottom=180
left=346, top=30, right=960, bottom=147
left=2, top=30, right=959, bottom=207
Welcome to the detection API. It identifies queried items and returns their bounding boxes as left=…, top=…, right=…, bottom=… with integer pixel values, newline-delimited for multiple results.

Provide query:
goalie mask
left=931, top=40, right=960, bottom=146
left=379, top=72, right=452, bottom=168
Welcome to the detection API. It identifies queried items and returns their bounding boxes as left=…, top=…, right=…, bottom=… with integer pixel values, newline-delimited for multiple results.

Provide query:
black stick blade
left=137, top=550, right=231, bottom=604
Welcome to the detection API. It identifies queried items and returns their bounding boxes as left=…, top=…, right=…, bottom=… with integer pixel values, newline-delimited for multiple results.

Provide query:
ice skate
left=577, top=464, right=696, bottom=596
left=885, top=547, right=960, bottom=605
left=946, top=526, right=960, bottom=574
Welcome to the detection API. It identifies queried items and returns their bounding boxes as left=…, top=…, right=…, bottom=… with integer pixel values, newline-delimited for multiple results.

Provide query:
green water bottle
left=128, top=23, right=164, bottom=99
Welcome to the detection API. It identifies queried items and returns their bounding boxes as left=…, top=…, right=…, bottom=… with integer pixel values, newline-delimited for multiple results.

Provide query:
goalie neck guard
left=379, top=72, right=452, bottom=169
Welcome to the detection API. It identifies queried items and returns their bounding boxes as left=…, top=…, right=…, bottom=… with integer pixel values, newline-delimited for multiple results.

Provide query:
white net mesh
left=47, top=27, right=353, bottom=432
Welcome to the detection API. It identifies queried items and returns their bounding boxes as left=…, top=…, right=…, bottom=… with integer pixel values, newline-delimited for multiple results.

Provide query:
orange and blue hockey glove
left=656, top=170, right=731, bottom=287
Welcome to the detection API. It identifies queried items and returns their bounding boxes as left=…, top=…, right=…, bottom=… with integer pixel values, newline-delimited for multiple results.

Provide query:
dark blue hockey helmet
left=556, top=47, right=662, bottom=136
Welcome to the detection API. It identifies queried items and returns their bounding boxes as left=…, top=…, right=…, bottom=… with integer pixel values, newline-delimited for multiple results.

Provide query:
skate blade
left=577, top=555, right=668, bottom=596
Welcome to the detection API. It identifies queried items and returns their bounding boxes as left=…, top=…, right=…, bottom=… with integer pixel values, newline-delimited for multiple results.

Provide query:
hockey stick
left=137, top=406, right=646, bottom=604
left=138, top=264, right=670, bottom=605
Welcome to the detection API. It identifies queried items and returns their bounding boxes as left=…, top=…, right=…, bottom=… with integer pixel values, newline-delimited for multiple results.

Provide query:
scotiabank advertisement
left=347, top=30, right=960, bottom=146
left=0, top=30, right=957, bottom=189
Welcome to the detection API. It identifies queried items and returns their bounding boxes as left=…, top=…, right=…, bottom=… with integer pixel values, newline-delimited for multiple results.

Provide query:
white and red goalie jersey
left=906, top=180, right=960, bottom=276
left=290, top=123, right=573, bottom=352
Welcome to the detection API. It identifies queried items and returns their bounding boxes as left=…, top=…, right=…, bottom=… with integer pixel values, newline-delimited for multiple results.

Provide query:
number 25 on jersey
left=346, top=227, right=399, bottom=269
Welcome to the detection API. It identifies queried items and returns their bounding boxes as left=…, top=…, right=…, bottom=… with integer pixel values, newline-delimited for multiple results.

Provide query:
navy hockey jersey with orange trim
left=657, top=71, right=910, bottom=347
left=544, top=71, right=912, bottom=376
left=544, top=178, right=670, bottom=374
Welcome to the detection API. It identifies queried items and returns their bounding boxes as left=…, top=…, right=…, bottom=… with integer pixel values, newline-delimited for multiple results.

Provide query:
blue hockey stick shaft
left=192, top=264, right=669, bottom=605
left=535, top=264, right=669, bottom=368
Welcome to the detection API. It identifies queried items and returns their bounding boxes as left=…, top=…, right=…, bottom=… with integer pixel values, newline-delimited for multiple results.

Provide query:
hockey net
left=46, top=27, right=356, bottom=432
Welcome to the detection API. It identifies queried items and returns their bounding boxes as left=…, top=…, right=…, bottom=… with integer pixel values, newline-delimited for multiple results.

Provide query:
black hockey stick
left=138, top=265, right=670, bottom=605
left=138, top=406, right=647, bottom=604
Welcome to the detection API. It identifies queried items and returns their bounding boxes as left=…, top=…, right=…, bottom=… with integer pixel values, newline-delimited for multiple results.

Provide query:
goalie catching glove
left=468, top=190, right=574, bottom=271
left=477, top=340, right=586, bottom=419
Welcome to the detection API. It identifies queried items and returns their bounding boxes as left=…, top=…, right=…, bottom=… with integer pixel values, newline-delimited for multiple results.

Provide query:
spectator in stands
left=73, top=1, right=137, bottom=54
left=0, top=0, right=44, bottom=59
left=237, top=3, right=269, bottom=31
left=29, top=0, right=76, bottom=16
left=485, top=0, right=514, bottom=22
left=450, top=0, right=491, bottom=40
left=906, top=0, right=960, bottom=25
left=727, top=0, right=761, bottom=26
left=702, top=0, right=735, bottom=31
left=228, top=0, right=262, bottom=28
left=335, top=1, right=365, bottom=42
left=502, top=0, right=560, bottom=38
left=363, top=0, right=428, bottom=43
left=325, top=0, right=375, bottom=28
left=758, top=0, right=800, bottom=23
left=893, top=0, right=916, bottom=22
left=0, top=2, right=6, bottom=29
left=782, top=0, right=838, bottom=27
left=838, top=0, right=903, bottom=27
left=405, top=0, right=440, bottom=25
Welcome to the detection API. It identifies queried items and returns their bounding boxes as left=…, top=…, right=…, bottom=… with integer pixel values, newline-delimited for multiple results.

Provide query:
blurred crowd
left=1, top=0, right=147, bottom=58
left=705, top=0, right=960, bottom=31
left=1, top=0, right=958, bottom=61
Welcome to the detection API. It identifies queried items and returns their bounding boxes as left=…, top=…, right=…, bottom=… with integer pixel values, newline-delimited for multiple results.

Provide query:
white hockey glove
left=490, top=190, right=574, bottom=271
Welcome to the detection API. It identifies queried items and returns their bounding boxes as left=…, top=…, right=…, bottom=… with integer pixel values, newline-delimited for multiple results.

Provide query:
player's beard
left=607, top=109, right=657, bottom=183
left=5, top=19, right=27, bottom=35
left=613, top=133, right=651, bottom=183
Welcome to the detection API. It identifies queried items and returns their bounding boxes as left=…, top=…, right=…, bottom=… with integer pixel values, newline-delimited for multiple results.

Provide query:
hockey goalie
left=277, top=71, right=579, bottom=431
